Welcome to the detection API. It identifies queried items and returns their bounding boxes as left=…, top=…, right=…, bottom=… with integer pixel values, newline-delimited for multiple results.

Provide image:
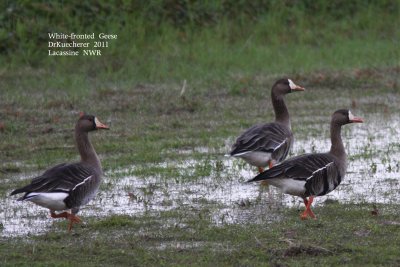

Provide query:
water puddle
left=1, top=113, right=399, bottom=237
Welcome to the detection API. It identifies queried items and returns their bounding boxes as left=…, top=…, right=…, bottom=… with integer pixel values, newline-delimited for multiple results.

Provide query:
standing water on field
left=1, top=107, right=399, bottom=237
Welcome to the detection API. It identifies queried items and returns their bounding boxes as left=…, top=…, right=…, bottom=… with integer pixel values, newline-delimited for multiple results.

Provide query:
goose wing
left=10, top=162, right=94, bottom=196
left=248, top=153, right=342, bottom=196
left=230, top=123, right=292, bottom=159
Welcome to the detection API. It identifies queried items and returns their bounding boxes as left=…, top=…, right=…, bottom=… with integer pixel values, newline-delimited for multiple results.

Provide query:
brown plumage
left=230, top=78, right=305, bottom=172
left=10, top=113, right=109, bottom=231
left=247, top=109, right=363, bottom=219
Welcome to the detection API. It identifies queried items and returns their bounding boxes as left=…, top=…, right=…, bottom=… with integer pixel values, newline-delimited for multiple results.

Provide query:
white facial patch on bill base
left=348, top=110, right=355, bottom=121
left=288, top=79, right=297, bottom=90
left=94, top=117, right=101, bottom=127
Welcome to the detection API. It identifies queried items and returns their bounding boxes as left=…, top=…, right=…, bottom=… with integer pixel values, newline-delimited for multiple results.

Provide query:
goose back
left=10, top=162, right=101, bottom=209
left=248, top=153, right=345, bottom=197
left=230, top=122, right=293, bottom=164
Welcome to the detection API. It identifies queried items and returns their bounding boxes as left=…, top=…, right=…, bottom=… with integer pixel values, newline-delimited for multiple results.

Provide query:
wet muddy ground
left=2, top=111, right=399, bottom=237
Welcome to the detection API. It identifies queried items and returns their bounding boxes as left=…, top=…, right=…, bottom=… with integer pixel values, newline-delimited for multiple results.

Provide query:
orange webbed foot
left=50, top=211, right=82, bottom=231
left=300, top=197, right=317, bottom=220
left=67, top=214, right=81, bottom=231
left=300, top=212, right=308, bottom=220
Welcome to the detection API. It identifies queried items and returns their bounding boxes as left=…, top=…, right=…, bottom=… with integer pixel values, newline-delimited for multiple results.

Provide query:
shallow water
left=1, top=113, right=399, bottom=237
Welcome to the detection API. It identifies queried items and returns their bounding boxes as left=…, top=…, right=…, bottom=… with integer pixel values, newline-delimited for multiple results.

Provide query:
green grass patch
left=1, top=204, right=399, bottom=266
left=0, top=1, right=399, bottom=266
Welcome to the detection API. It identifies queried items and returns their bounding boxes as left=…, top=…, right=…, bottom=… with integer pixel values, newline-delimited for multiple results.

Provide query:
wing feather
left=10, top=162, right=94, bottom=195
left=230, top=123, right=292, bottom=160
left=248, top=153, right=336, bottom=182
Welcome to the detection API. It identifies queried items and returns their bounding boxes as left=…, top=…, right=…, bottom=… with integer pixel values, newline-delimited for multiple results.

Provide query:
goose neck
left=271, top=92, right=290, bottom=127
left=329, top=122, right=346, bottom=159
left=75, top=128, right=101, bottom=170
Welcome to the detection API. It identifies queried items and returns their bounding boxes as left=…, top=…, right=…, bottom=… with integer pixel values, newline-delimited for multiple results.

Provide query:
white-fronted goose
left=10, top=113, right=109, bottom=231
left=229, top=78, right=305, bottom=173
left=247, top=109, right=363, bottom=219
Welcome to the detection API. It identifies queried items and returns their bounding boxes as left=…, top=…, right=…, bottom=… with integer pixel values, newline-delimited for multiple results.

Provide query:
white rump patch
left=25, top=192, right=68, bottom=210
left=348, top=110, right=355, bottom=121
left=268, top=178, right=306, bottom=196
left=306, top=162, right=334, bottom=180
left=232, top=151, right=272, bottom=167
left=288, top=79, right=297, bottom=90
left=72, top=175, right=93, bottom=191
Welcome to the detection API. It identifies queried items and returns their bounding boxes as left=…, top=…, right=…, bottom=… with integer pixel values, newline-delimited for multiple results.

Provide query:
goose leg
left=67, top=214, right=82, bottom=231
left=50, top=211, right=82, bottom=231
left=50, top=211, right=69, bottom=219
left=300, top=198, right=309, bottom=220
left=258, top=159, right=276, bottom=174
left=268, top=161, right=275, bottom=169
left=305, top=196, right=316, bottom=219
left=260, top=161, right=275, bottom=186
left=68, top=208, right=82, bottom=231
left=300, top=196, right=316, bottom=220
left=258, top=166, right=270, bottom=186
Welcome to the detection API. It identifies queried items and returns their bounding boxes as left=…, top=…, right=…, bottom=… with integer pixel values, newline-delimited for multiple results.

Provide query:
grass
left=1, top=1, right=399, bottom=84
left=1, top=67, right=399, bottom=265
left=1, top=1, right=400, bottom=266
left=1, top=67, right=398, bottom=173
left=1, top=203, right=399, bottom=266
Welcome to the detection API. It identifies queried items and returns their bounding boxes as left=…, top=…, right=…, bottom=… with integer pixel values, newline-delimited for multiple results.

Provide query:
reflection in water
left=1, top=114, right=399, bottom=237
